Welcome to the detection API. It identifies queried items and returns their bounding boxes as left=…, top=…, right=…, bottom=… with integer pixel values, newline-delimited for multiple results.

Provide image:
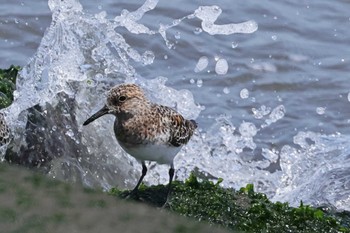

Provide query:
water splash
left=0, top=0, right=256, bottom=190
left=274, top=131, right=350, bottom=210
left=194, top=6, right=258, bottom=35
left=120, top=3, right=258, bottom=49
left=114, top=0, right=159, bottom=35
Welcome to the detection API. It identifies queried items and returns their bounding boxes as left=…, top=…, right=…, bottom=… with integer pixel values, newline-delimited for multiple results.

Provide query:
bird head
left=83, top=83, right=148, bottom=126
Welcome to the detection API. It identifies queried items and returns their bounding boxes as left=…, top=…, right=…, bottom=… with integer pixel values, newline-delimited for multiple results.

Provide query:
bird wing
left=166, top=111, right=197, bottom=147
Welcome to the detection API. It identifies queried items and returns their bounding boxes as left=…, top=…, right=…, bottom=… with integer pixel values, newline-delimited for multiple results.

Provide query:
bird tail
left=190, top=119, right=198, bottom=129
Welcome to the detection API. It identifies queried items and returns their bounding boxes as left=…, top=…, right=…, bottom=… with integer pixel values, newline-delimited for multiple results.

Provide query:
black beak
left=83, top=105, right=110, bottom=126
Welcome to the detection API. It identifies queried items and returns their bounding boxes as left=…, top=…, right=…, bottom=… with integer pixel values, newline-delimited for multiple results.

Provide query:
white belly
left=118, top=141, right=182, bottom=165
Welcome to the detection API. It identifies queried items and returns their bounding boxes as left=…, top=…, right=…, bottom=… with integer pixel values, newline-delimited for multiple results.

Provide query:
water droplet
left=141, top=50, right=155, bottom=65
left=231, top=41, right=238, bottom=48
left=95, top=73, right=103, bottom=80
left=213, top=5, right=221, bottom=12
left=271, top=35, right=277, bottom=41
left=65, top=129, right=75, bottom=138
left=348, top=92, right=350, bottom=102
left=196, top=79, right=203, bottom=87
left=252, top=105, right=271, bottom=119
left=223, top=87, right=230, bottom=94
left=190, top=79, right=195, bottom=84
left=240, top=88, right=249, bottom=99
left=164, top=55, right=168, bottom=60
left=174, top=31, right=181, bottom=39
left=215, top=58, right=228, bottom=75
left=194, top=56, right=209, bottom=73
left=316, top=107, right=326, bottom=115
left=193, top=27, right=202, bottom=35
left=266, top=105, right=285, bottom=124
left=173, top=19, right=181, bottom=25
left=239, top=122, right=257, bottom=137
left=87, top=79, right=97, bottom=87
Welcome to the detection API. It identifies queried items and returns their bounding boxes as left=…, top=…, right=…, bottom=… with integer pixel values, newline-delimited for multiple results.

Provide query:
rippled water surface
left=1, top=0, right=350, bottom=210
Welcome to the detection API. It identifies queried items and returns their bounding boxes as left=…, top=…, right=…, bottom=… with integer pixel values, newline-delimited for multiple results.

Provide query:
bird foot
left=161, top=199, right=170, bottom=209
left=120, top=189, right=140, bottom=200
left=161, top=192, right=173, bottom=209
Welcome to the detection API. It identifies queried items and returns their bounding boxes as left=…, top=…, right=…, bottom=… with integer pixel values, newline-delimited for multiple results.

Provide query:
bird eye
left=118, top=96, right=127, bottom=102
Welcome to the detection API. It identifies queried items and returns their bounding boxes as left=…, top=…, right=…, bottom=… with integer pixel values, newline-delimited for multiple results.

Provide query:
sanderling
left=83, top=83, right=197, bottom=198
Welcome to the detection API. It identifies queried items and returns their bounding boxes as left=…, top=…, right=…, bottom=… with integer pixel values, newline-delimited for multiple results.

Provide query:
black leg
left=162, top=164, right=175, bottom=208
left=167, top=165, right=175, bottom=196
left=131, top=161, right=147, bottom=194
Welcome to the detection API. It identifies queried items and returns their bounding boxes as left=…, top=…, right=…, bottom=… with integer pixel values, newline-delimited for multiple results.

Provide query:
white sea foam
left=194, top=6, right=258, bottom=35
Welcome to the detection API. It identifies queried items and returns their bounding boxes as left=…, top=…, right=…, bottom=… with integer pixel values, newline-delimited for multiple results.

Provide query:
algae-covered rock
left=111, top=174, right=350, bottom=233
left=0, top=66, right=89, bottom=169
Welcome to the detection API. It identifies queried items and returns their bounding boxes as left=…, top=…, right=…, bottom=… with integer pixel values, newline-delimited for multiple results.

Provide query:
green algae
left=0, top=65, right=18, bottom=109
left=110, top=174, right=350, bottom=233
